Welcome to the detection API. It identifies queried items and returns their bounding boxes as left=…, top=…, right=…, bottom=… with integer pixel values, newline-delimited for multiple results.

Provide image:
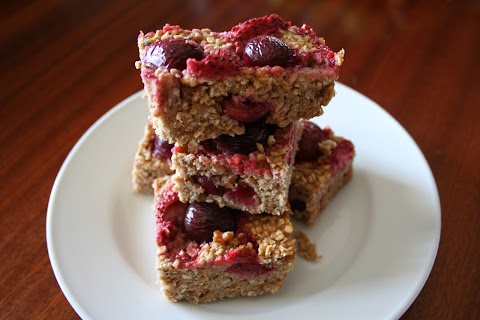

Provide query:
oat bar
left=171, top=121, right=303, bottom=215
left=289, top=124, right=355, bottom=224
left=154, top=177, right=295, bottom=303
left=132, top=122, right=173, bottom=193
left=136, top=14, right=343, bottom=144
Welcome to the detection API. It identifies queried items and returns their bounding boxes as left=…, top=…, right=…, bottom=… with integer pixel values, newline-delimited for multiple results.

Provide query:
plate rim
left=46, top=91, right=145, bottom=319
left=46, top=83, right=441, bottom=320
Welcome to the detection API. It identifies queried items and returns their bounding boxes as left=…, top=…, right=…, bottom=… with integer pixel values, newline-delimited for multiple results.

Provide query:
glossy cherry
left=184, top=202, right=237, bottom=243
left=214, top=121, right=271, bottom=155
left=243, top=35, right=296, bottom=68
left=152, top=135, right=174, bottom=160
left=144, top=38, right=204, bottom=71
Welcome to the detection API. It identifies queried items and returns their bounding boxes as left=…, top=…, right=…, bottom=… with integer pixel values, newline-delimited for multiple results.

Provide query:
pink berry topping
left=155, top=183, right=181, bottom=245
left=297, top=45, right=339, bottom=69
left=328, top=139, right=355, bottom=172
left=243, top=35, right=296, bottom=68
left=186, top=49, right=242, bottom=79
left=184, top=202, right=237, bottom=243
left=230, top=14, right=289, bottom=44
left=290, top=24, right=319, bottom=39
left=296, top=121, right=328, bottom=162
left=144, top=38, right=204, bottom=71
left=222, top=96, right=271, bottom=123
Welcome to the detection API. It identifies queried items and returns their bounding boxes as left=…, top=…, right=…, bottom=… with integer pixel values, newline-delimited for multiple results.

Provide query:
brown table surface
left=1, top=0, right=479, bottom=319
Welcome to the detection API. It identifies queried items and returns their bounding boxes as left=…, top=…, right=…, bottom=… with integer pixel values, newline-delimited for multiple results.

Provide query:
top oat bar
left=136, top=14, right=344, bottom=145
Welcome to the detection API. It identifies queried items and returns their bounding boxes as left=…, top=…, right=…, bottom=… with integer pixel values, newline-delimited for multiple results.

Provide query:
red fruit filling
left=150, top=135, right=174, bottom=161
left=155, top=183, right=182, bottom=246
left=192, top=175, right=227, bottom=196
left=186, top=48, right=242, bottom=79
left=188, top=123, right=299, bottom=178
left=225, top=153, right=272, bottom=177
left=201, top=121, right=274, bottom=156
left=290, top=24, right=318, bottom=39
left=222, top=96, right=271, bottom=124
left=229, top=14, right=289, bottom=48
left=192, top=175, right=259, bottom=211
left=142, top=15, right=342, bottom=85
left=295, top=121, right=328, bottom=163
left=295, top=121, right=355, bottom=170
left=164, top=201, right=189, bottom=226
left=227, top=261, right=274, bottom=277
left=224, top=185, right=259, bottom=209
left=225, top=248, right=273, bottom=276
left=156, top=184, right=271, bottom=271
left=144, top=14, right=341, bottom=82
left=328, top=139, right=355, bottom=172
left=297, top=45, right=339, bottom=70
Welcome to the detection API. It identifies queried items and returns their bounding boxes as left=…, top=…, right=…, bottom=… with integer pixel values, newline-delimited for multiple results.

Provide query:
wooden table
left=1, top=0, right=478, bottom=319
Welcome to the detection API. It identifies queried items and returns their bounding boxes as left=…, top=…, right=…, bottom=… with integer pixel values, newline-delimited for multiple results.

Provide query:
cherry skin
left=243, top=35, right=296, bottom=68
left=144, top=38, right=204, bottom=71
left=222, top=97, right=271, bottom=124
left=184, top=202, right=237, bottom=243
left=296, top=121, right=328, bottom=162
left=193, top=176, right=227, bottom=196
left=214, top=121, right=271, bottom=155
left=151, top=135, right=174, bottom=160
left=290, top=198, right=307, bottom=212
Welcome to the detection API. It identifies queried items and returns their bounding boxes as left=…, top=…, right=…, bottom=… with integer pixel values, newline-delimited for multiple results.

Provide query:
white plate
left=47, top=83, right=441, bottom=320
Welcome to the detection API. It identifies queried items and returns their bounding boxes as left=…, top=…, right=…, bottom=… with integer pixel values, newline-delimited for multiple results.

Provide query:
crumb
left=294, top=231, right=322, bottom=261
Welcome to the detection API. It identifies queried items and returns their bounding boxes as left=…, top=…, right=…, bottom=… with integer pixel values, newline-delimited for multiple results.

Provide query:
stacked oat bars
left=132, top=14, right=354, bottom=303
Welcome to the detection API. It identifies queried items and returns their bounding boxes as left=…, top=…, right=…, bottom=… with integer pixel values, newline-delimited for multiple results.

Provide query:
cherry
left=222, top=96, right=271, bottom=123
left=214, top=121, right=271, bottom=155
left=193, top=175, right=227, bottom=196
left=199, top=139, right=217, bottom=153
left=290, top=198, right=306, bottom=212
left=243, top=35, right=296, bottom=68
left=184, top=202, right=237, bottom=243
left=296, top=121, right=328, bottom=162
left=151, top=135, right=174, bottom=160
left=144, top=38, right=204, bottom=71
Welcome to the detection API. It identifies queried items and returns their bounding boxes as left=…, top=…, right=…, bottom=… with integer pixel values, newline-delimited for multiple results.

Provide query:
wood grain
left=1, top=0, right=479, bottom=319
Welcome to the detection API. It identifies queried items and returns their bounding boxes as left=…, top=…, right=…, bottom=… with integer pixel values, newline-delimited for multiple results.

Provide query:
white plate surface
left=46, top=83, right=441, bottom=320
